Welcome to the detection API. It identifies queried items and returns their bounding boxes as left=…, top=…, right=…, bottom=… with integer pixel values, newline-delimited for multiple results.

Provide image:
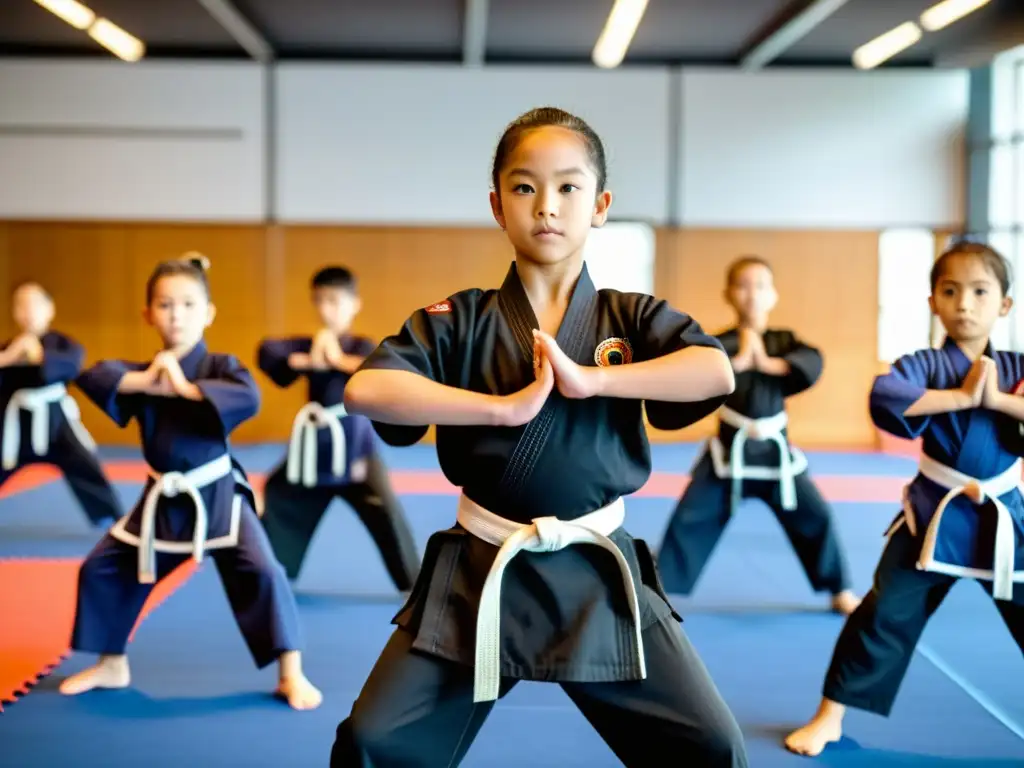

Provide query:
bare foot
left=276, top=674, right=323, bottom=711
left=831, top=590, right=861, bottom=616
left=784, top=699, right=845, bottom=757
left=59, top=655, right=131, bottom=695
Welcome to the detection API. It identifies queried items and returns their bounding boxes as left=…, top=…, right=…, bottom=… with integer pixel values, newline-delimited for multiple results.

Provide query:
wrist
left=489, top=394, right=514, bottom=427
left=952, top=389, right=974, bottom=410
left=988, top=390, right=1010, bottom=413
left=731, top=353, right=751, bottom=373
left=584, top=365, right=607, bottom=398
left=181, top=382, right=204, bottom=401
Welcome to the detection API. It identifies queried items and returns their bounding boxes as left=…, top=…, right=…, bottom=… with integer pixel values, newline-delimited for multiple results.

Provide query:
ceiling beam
left=463, top=0, right=489, bottom=67
left=740, top=0, right=849, bottom=70
left=195, top=0, right=274, bottom=63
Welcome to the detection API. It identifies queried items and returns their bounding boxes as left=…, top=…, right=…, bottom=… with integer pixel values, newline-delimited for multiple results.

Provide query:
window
left=978, top=51, right=1024, bottom=349
left=583, top=221, right=656, bottom=295
left=877, top=229, right=935, bottom=361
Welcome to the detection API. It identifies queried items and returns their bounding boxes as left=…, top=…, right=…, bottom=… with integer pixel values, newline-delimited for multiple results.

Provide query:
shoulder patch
left=425, top=300, right=452, bottom=314
left=594, top=337, right=633, bottom=367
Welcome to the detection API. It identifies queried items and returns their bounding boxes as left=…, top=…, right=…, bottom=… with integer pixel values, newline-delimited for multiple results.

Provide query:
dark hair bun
left=182, top=251, right=211, bottom=272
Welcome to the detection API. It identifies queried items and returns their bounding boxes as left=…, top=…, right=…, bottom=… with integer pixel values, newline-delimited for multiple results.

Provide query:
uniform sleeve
left=359, top=296, right=466, bottom=446
left=353, top=336, right=378, bottom=358
left=996, top=353, right=1024, bottom=454
left=257, top=337, right=307, bottom=388
left=361, top=305, right=459, bottom=384
left=196, top=355, right=261, bottom=435
left=633, top=295, right=730, bottom=431
left=39, top=332, right=86, bottom=385
left=778, top=332, right=824, bottom=397
left=869, top=351, right=933, bottom=439
left=76, top=360, right=143, bottom=428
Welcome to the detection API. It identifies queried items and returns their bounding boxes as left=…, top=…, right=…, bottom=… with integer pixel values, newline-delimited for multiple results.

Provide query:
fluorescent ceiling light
left=32, top=0, right=95, bottom=30
left=88, top=17, right=145, bottom=62
left=592, top=0, right=649, bottom=69
left=920, top=0, right=992, bottom=32
left=852, top=21, right=922, bottom=70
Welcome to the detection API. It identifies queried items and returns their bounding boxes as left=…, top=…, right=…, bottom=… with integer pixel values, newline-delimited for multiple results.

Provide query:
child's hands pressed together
left=12, top=333, right=44, bottom=365
left=980, top=356, right=1002, bottom=410
left=496, top=336, right=554, bottom=427
left=308, top=329, right=340, bottom=370
left=959, top=356, right=989, bottom=409
left=533, top=329, right=599, bottom=400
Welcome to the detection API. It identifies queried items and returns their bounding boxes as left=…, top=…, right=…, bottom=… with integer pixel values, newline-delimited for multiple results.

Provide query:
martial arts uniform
left=69, top=341, right=303, bottom=670
left=658, top=328, right=851, bottom=597
left=823, top=338, right=1024, bottom=716
left=257, top=335, right=420, bottom=590
left=0, top=331, right=120, bottom=526
left=330, top=263, right=748, bottom=767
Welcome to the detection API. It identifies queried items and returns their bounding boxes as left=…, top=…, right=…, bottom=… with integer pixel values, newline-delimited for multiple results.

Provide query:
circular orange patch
left=594, top=337, right=633, bottom=367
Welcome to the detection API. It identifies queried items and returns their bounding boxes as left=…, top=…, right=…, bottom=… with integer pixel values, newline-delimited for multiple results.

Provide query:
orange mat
left=0, top=558, right=196, bottom=712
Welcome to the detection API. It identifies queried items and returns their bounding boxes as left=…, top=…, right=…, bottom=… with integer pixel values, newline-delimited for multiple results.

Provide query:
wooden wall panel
left=0, top=221, right=884, bottom=449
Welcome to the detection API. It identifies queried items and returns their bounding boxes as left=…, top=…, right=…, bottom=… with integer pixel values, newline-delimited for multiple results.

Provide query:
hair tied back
left=181, top=251, right=211, bottom=272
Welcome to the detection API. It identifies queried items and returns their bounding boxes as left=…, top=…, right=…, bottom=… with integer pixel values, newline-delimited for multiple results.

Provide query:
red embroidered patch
left=425, top=301, right=452, bottom=314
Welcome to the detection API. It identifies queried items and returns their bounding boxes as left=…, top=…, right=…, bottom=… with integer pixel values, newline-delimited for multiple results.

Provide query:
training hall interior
left=1, top=0, right=1024, bottom=766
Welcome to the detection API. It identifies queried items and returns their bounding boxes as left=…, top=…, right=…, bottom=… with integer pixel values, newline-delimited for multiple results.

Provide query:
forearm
left=988, top=391, right=1024, bottom=422
left=117, top=371, right=151, bottom=393
left=177, top=382, right=205, bottom=401
left=903, top=389, right=972, bottom=417
left=345, top=369, right=503, bottom=426
left=592, top=346, right=735, bottom=402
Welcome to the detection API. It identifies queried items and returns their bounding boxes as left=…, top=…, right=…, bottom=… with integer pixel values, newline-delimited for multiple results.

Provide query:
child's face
left=12, top=284, right=54, bottom=336
left=726, top=263, right=777, bottom=321
left=313, top=286, right=360, bottom=333
left=144, top=274, right=215, bottom=349
left=489, top=126, right=611, bottom=267
left=929, top=254, right=1011, bottom=343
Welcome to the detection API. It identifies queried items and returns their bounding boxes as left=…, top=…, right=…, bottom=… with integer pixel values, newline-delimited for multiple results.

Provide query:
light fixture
left=920, top=0, right=992, bottom=32
left=592, top=0, right=649, bottom=69
left=88, top=18, right=145, bottom=62
left=852, top=21, right=922, bottom=70
left=32, top=0, right=95, bottom=30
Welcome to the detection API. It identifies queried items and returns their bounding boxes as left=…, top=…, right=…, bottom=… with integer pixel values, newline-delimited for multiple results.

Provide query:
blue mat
left=0, top=444, right=1021, bottom=766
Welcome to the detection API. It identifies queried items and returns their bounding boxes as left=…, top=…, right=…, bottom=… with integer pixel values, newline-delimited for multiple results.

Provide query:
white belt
left=286, top=402, right=347, bottom=487
left=2, top=383, right=96, bottom=470
left=456, top=494, right=644, bottom=703
left=708, top=407, right=807, bottom=511
left=915, top=454, right=1022, bottom=601
left=137, top=453, right=233, bottom=584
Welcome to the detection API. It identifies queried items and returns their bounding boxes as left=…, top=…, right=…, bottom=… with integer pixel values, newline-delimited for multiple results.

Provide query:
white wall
left=0, top=59, right=968, bottom=229
left=0, top=60, right=265, bottom=221
left=678, top=70, right=968, bottom=228
left=274, top=63, right=672, bottom=225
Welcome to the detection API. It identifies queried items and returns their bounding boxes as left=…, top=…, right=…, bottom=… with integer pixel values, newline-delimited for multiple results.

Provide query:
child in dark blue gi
left=0, top=282, right=121, bottom=527
left=257, top=266, right=419, bottom=589
left=786, top=241, right=1024, bottom=756
left=58, top=256, right=322, bottom=710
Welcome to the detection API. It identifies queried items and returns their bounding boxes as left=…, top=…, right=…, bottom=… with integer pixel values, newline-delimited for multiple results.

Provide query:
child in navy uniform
left=0, top=282, right=121, bottom=528
left=787, top=241, right=1024, bottom=757
left=258, top=267, right=420, bottom=590
left=59, top=256, right=321, bottom=711
left=658, top=257, right=858, bottom=615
